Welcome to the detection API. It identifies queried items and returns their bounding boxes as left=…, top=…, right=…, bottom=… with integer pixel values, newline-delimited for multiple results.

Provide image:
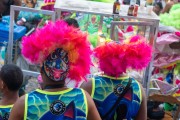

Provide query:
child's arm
left=9, top=95, right=25, bottom=120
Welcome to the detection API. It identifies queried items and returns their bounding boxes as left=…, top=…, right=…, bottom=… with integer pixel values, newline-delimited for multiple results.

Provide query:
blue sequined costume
left=0, top=105, right=13, bottom=120
left=92, top=75, right=142, bottom=120
left=24, top=88, right=87, bottom=120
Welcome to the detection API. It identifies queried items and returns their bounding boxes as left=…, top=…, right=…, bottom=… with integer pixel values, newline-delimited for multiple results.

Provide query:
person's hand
left=161, top=1, right=174, bottom=13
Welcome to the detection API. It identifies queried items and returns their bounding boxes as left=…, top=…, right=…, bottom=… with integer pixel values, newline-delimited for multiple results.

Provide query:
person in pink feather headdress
left=9, top=20, right=101, bottom=120
left=81, top=35, right=153, bottom=120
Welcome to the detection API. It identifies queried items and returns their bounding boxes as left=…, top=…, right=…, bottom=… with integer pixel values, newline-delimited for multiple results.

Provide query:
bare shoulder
left=82, top=90, right=93, bottom=110
left=83, top=90, right=101, bottom=120
left=9, top=95, right=26, bottom=120
left=80, top=79, right=93, bottom=96
left=80, top=79, right=93, bottom=89
left=82, top=90, right=95, bottom=109
left=16, top=95, right=26, bottom=106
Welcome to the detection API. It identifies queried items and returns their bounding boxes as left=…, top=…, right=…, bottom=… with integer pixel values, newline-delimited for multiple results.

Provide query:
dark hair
left=0, top=64, right=23, bottom=91
left=154, top=2, right=163, bottom=9
left=65, top=18, right=79, bottom=28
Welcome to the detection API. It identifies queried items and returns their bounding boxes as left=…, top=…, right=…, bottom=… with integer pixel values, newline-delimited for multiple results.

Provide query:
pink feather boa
left=94, top=36, right=153, bottom=77
left=22, top=20, right=92, bottom=82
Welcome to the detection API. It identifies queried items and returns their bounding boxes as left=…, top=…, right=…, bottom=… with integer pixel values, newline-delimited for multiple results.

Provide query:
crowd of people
left=0, top=0, right=179, bottom=120
left=0, top=18, right=153, bottom=119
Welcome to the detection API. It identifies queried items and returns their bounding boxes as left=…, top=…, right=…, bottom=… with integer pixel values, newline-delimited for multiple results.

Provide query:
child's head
left=153, top=2, right=163, bottom=15
left=0, top=64, right=23, bottom=92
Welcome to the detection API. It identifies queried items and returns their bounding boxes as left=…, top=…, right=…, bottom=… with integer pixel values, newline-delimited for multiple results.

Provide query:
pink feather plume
left=94, top=35, right=152, bottom=77
left=126, top=36, right=153, bottom=70
left=21, top=20, right=92, bottom=82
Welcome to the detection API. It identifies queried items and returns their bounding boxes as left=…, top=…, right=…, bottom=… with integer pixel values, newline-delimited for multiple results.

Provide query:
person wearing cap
left=9, top=20, right=101, bottom=120
left=81, top=36, right=152, bottom=120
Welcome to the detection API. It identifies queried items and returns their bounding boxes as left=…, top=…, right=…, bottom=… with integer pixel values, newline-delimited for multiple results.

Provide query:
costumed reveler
left=81, top=36, right=152, bottom=120
left=9, top=20, right=101, bottom=120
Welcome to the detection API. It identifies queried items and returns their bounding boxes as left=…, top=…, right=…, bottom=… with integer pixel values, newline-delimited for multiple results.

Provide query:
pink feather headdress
left=94, top=35, right=153, bottom=77
left=21, top=20, right=92, bottom=82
